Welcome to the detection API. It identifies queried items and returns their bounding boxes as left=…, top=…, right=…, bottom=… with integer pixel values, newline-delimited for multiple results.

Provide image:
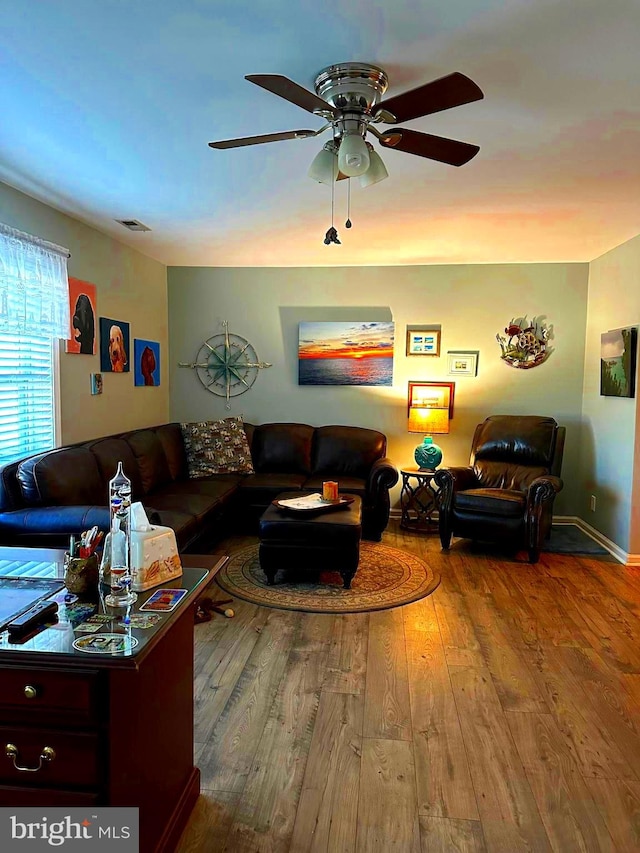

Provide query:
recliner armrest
left=526, top=475, right=563, bottom=509
left=434, top=467, right=479, bottom=493
left=367, top=457, right=399, bottom=496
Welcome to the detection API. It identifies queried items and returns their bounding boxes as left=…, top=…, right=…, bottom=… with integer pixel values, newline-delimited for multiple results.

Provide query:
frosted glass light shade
left=359, top=149, right=389, bottom=188
left=308, top=146, right=337, bottom=183
left=338, top=133, right=370, bottom=177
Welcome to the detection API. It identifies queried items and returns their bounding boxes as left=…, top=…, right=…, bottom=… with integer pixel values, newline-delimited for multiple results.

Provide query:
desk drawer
left=0, top=667, right=100, bottom=719
left=0, top=726, right=100, bottom=788
left=0, top=785, right=99, bottom=806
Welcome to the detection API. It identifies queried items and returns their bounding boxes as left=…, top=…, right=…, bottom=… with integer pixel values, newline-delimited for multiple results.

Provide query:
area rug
left=215, top=542, right=440, bottom=614
left=544, top=524, right=609, bottom=556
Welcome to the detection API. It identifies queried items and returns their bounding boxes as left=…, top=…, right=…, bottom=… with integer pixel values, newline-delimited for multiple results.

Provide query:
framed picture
left=99, top=317, right=130, bottom=373
left=65, top=278, right=97, bottom=354
left=601, top=326, right=637, bottom=397
left=134, top=339, right=161, bottom=386
left=298, top=321, right=394, bottom=386
left=406, top=326, right=440, bottom=356
left=447, top=350, right=479, bottom=376
left=90, top=373, right=103, bottom=395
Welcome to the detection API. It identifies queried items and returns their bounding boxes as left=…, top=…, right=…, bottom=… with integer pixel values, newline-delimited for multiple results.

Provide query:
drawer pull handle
left=23, top=685, right=38, bottom=699
left=5, top=743, right=56, bottom=772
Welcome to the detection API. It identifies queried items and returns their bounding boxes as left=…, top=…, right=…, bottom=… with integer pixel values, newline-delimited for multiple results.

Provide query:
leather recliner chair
left=434, top=415, right=565, bottom=563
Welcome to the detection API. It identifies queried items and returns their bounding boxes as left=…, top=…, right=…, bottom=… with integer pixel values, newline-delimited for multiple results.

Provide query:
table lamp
left=408, top=384, right=451, bottom=470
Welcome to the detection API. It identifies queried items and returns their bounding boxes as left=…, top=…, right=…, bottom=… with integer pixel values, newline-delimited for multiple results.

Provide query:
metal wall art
left=496, top=315, right=552, bottom=370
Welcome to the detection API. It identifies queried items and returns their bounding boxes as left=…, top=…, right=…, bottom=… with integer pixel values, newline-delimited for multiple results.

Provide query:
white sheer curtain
left=0, top=222, right=70, bottom=338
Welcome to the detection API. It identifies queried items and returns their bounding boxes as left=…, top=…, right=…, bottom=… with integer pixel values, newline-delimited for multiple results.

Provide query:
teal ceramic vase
left=414, top=436, right=442, bottom=470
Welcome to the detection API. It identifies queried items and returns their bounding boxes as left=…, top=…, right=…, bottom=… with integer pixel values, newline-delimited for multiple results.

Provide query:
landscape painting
left=298, top=321, right=394, bottom=386
left=601, top=326, right=637, bottom=398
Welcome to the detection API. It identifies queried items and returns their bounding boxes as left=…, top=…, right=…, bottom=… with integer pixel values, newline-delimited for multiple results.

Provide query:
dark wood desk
left=0, top=548, right=209, bottom=853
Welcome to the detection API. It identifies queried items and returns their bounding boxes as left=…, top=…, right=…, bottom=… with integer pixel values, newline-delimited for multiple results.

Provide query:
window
left=0, top=333, right=55, bottom=465
left=0, top=223, right=69, bottom=466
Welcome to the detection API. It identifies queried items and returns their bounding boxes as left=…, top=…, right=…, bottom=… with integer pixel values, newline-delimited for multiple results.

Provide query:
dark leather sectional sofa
left=0, top=422, right=399, bottom=550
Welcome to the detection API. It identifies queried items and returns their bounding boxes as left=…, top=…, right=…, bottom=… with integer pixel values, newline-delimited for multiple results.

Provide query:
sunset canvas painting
left=298, top=321, right=395, bottom=385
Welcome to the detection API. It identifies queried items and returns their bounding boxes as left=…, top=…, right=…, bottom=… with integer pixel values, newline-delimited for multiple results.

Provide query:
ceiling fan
left=209, top=62, right=484, bottom=184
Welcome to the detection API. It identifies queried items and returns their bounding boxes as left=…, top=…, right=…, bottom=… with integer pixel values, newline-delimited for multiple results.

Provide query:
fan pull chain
left=345, top=178, right=352, bottom=228
left=324, top=150, right=341, bottom=245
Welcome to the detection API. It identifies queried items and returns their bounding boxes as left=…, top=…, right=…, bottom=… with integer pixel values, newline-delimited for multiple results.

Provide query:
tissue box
left=131, top=525, right=182, bottom=592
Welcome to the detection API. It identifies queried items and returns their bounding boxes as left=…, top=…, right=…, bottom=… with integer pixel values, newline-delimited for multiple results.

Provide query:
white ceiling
left=1, top=0, right=639, bottom=267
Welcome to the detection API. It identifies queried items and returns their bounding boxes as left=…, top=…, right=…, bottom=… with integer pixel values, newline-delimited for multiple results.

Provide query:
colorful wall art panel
left=601, top=326, right=637, bottom=397
left=134, top=339, right=160, bottom=386
left=298, top=321, right=394, bottom=385
left=99, top=317, right=130, bottom=373
left=65, top=278, right=97, bottom=354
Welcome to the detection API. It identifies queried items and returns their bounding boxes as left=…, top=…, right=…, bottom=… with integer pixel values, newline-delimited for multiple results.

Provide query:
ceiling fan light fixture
left=359, top=148, right=389, bottom=188
left=308, top=143, right=338, bottom=183
left=338, top=132, right=370, bottom=177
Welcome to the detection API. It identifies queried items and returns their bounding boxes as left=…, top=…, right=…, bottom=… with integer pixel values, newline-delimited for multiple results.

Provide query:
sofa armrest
left=367, top=457, right=399, bottom=496
left=0, top=505, right=110, bottom=545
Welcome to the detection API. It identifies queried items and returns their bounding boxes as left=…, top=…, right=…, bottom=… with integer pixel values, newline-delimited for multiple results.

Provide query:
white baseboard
left=554, top=515, right=631, bottom=565
left=390, top=508, right=637, bottom=565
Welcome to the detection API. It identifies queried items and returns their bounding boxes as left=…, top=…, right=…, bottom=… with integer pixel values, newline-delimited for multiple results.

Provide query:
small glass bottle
left=104, top=461, right=137, bottom=607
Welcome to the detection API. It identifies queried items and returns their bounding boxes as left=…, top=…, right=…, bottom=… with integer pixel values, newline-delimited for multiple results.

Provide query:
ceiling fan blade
left=209, top=129, right=318, bottom=149
left=375, top=72, right=483, bottom=123
left=379, top=128, right=480, bottom=166
left=245, top=74, right=336, bottom=116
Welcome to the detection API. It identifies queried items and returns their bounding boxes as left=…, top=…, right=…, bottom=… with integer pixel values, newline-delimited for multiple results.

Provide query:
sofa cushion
left=455, top=488, right=525, bottom=517
left=180, top=417, right=254, bottom=478
left=238, top=473, right=307, bottom=493
left=151, top=477, right=242, bottom=500
left=473, top=461, right=548, bottom=491
left=251, top=423, right=313, bottom=474
left=17, top=448, right=103, bottom=507
left=473, top=416, right=557, bottom=467
left=303, top=475, right=366, bottom=497
left=155, top=424, right=188, bottom=480
left=312, top=426, right=386, bottom=479
left=125, top=430, right=172, bottom=494
left=85, top=437, right=143, bottom=499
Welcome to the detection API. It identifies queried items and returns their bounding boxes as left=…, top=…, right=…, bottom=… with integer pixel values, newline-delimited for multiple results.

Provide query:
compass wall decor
left=179, top=321, right=272, bottom=408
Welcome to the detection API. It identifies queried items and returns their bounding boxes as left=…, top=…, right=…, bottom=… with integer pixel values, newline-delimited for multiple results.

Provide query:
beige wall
left=581, top=233, right=640, bottom=554
left=0, top=182, right=169, bottom=445
left=168, top=263, right=589, bottom=514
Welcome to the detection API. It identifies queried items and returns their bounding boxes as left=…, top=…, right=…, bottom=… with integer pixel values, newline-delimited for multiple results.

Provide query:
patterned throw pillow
left=180, top=417, right=254, bottom=478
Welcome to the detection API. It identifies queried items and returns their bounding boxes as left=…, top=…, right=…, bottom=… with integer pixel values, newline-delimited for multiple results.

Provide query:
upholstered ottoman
left=258, top=493, right=362, bottom=589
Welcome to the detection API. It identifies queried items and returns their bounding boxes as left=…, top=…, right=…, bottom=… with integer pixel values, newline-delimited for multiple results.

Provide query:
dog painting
left=134, top=339, right=160, bottom=386
left=65, top=278, right=97, bottom=354
left=99, top=317, right=130, bottom=373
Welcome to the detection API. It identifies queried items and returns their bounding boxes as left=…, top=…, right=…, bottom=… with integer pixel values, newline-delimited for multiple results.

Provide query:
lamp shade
left=408, top=406, right=450, bottom=434
left=359, top=149, right=389, bottom=188
left=338, top=133, right=370, bottom=177
left=308, top=145, right=338, bottom=184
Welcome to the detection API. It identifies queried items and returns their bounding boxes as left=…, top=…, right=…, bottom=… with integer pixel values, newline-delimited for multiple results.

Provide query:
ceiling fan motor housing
left=314, top=62, right=389, bottom=115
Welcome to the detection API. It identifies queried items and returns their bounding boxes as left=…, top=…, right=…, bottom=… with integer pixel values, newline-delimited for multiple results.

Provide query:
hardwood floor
left=175, top=523, right=640, bottom=852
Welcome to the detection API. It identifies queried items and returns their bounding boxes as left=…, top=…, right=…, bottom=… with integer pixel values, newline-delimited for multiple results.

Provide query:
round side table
left=400, top=467, right=440, bottom=532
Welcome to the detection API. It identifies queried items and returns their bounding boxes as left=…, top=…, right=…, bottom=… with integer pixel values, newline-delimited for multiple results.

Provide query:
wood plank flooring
left=176, top=524, right=640, bottom=852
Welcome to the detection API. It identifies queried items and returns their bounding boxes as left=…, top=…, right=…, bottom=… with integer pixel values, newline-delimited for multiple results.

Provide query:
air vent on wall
left=116, top=219, right=151, bottom=232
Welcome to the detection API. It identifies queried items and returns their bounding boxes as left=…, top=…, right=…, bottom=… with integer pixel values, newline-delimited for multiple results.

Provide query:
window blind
left=0, top=332, right=54, bottom=466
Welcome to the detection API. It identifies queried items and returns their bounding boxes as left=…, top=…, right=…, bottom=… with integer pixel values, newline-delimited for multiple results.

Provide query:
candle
left=322, top=481, right=339, bottom=501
